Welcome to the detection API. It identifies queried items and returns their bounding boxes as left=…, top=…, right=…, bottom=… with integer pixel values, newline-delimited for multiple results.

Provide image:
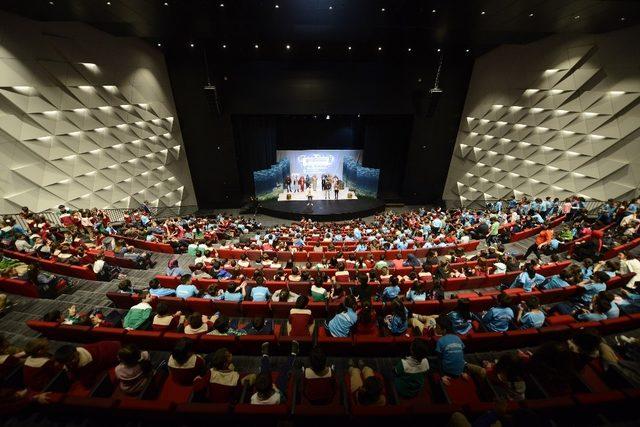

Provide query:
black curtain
left=232, top=116, right=278, bottom=197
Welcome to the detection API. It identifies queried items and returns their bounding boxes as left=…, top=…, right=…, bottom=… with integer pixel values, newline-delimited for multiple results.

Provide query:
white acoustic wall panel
left=444, top=26, right=640, bottom=204
left=0, top=12, right=197, bottom=212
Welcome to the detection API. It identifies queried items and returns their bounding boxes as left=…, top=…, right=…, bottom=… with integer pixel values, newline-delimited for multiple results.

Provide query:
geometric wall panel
left=0, top=12, right=197, bottom=212
left=444, top=25, right=640, bottom=205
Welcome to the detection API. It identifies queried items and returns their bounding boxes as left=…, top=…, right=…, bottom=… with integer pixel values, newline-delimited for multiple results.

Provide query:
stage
left=258, top=198, right=385, bottom=221
left=276, top=187, right=356, bottom=201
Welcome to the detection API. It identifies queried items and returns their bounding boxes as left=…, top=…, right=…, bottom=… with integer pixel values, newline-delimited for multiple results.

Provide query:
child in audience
left=168, top=338, right=206, bottom=385
left=151, top=302, right=183, bottom=331
left=481, top=293, right=515, bottom=332
left=509, top=264, right=545, bottom=292
left=575, top=271, right=610, bottom=305
left=327, top=296, right=358, bottom=337
left=355, top=300, right=379, bottom=336
left=481, top=353, right=527, bottom=401
left=183, top=312, right=215, bottom=335
left=250, top=277, right=271, bottom=302
left=175, top=274, right=199, bottom=299
left=114, top=344, right=151, bottom=395
left=148, top=277, right=176, bottom=297
left=54, top=340, right=121, bottom=387
left=310, top=279, right=329, bottom=302
left=211, top=315, right=247, bottom=336
left=222, top=282, right=246, bottom=302
left=242, top=317, right=273, bottom=335
left=250, top=341, right=299, bottom=405
left=302, top=347, right=336, bottom=404
left=393, top=339, right=430, bottom=398
left=272, top=287, right=300, bottom=303
left=434, top=316, right=467, bottom=383
left=540, top=270, right=572, bottom=290
left=381, top=276, right=401, bottom=301
left=405, top=280, right=427, bottom=302
left=348, top=360, right=386, bottom=406
left=288, top=295, right=314, bottom=337
left=205, top=347, right=243, bottom=402
left=123, top=291, right=153, bottom=330
left=384, top=299, right=409, bottom=335
left=516, top=297, right=545, bottom=329
left=23, top=338, right=57, bottom=391
left=447, top=298, right=474, bottom=335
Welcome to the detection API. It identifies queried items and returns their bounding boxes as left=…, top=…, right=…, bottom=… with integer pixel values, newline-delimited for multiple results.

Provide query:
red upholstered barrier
left=1, top=249, right=97, bottom=281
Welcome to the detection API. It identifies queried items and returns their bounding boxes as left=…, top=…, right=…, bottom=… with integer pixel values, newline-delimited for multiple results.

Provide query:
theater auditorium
left=0, top=1, right=640, bottom=426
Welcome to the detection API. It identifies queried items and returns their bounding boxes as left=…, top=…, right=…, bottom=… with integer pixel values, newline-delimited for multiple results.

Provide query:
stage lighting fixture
left=164, top=2, right=168, bottom=5
left=437, top=48, right=441, bottom=52
left=49, top=1, right=54, bottom=5
left=106, top=1, right=111, bottom=5
left=621, top=17, right=626, bottom=21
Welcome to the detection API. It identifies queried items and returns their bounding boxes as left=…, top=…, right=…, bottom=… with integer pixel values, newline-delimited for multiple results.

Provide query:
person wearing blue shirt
left=381, top=277, right=401, bottom=301
left=434, top=316, right=466, bottom=377
left=148, top=278, right=176, bottom=297
left=541, top=271, right=572, bottom=290
left=327, top=296, right=358, bottom=337
left=250, top=277, right=271, bottom=302
left=576, top=271, right=609, bottom=304
left=384, top=300, right=409, bottom=335
left=516, top=297, right=545, bottom=329
left=510, top=266, right=546, bottom=292
left=211, top=261, right=233, bottom=280
left=481, top=293, right=515, bottom=332
left=355, top=242, right=368, bottom=252
left=405, top=281, right=427, bottom=302
left=494, top=200, right=503, bottom=213
left=166, top=259, right=187, bottom=277
left=576, top=296, right=611, bottom=322
left=353, top=228, right=362, bottom=240
left=175, top=275, right=199, bottom=299
left=531, top=213, right=544, bottom=224
left=432, top=217, right=443, bottom=232
left=447, top=299, right=473, bottom=335
left=222, top=282, right=246, bottom=302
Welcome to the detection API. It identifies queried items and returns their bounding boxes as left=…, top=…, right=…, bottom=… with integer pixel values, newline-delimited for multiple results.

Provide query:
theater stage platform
left=258, top=199, right=385, bottom=221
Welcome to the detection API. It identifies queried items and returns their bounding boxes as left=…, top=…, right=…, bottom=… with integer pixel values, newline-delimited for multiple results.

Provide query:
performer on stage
left=333, top=177, right=339, bottom=200
left=311, top=175, right=317, bottom=191
left=305, top=174, right=311, bottom=191
left=285, top=175, right=291, bottom=192
left=306, top=187, right=313, bottom=207
left=323, top=177, right=331, bottom=199
left=298, top=175, right=305, bottom=192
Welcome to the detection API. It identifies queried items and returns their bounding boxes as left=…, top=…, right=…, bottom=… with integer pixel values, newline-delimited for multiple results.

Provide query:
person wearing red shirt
left=523, top=225, right=554, bottom=261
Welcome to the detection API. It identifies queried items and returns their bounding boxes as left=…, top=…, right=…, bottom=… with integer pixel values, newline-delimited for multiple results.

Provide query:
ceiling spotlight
left=275, top=4, right=279, bottom=8
left=465, top=49, right=470, bottom=53
left=286, top=44, right=290, bottom=50
left=432, top=9, right=436, bottom=13
left=254, top=44, right=259, bottom=49
left=329, top=6, right=333, bottom=10
left=437, top=48, right=441, bottom=52
left=49, top=1, right=54, bottom=4
left=574, top=15, right=580, bottom=19
left=219, top=3, right=224, bottom=7
left=164, top=2, right=168, bottom=5
left=378, top=46, right=382, bottom=51
left=621, top=17, right=626, bottom=21
left=381, top=8, right=385, bottom=12
left=529, top=13, right=534, bottom=17
left=157, top=42, right=162, bottom=47
left=317, top=45, right=321, bottom=50
left=407, top=47, right=412, bottom=52
left=106, top=1, right=111, bottom=4
left=481, top=11, right=485, bottom=15
left=347, top=45, right=352, bottom=50
left=222, top=44, right=227, bottom=48
left=326, top=115, right=330, bottom=120
left=189, top=42, right=194, bottom=48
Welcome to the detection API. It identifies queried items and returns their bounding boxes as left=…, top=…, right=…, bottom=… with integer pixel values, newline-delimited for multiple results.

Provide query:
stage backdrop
left=276, top=149, right=363, bottom=180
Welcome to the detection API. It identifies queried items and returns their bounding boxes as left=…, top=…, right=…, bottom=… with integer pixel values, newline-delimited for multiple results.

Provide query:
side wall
left=444, top=26, right=640, bottom=205
left=0, top=12, right=196, bottom=212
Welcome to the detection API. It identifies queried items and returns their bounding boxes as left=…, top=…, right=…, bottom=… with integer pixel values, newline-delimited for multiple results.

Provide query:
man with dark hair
left=54, top=341, right=121, bottom=386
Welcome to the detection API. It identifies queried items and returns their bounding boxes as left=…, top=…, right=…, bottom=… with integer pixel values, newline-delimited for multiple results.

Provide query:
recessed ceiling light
left=621, top=17, right=626, bottom=21
left=219, top=3, right=224, bottom=7
left=189, top=42, right=194, bottom=47
left=286, top=44, right=290, bottom=50
left=378, top=46, right=382, bottom=51
left=157, top=42, right=162, bottom=47
left=481, top=11, right=485, bottom=15
left=432, top=9, right=436, bottom=13
left=329, top=5, right=333, bottom=10
left=254, top=44, right=259, bottom=49
left=574, top=15, right=580, bottom=19
left=437, top=48, right=441, bottom=52
left=407, top=47, right=412, bottom=52
left=381, top=8, right=385, bottom=12
left=529, top=13, right=534, bottom=17
left=317, top=45, right=321, bottom=50
left=106, top=1, right=111, bottom=5
left=222, top=44, right=227, bottom=48
left=465, top=49, right=470, bottom=53
left=275, top=4, right=279, bottom=8
left=347, top=45, right=352, bottom=50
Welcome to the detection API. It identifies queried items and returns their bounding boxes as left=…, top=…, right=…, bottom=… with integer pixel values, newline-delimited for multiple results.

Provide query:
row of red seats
left=25, top=310, right=640, bottom=357
left=508, top=215, right=567, bottom=242
left=215, top=241, right=481, bottom=261
left=1, top=249, right=97, bottom=281
left=0, top=277, right=40, bottom=298
left=602, top=237, right=640, bottom=260
left=155, top=261, right=572, bottom=292
left=109, top=235, right=175, bottom=254
left=107, top=273, right=633, bottom=318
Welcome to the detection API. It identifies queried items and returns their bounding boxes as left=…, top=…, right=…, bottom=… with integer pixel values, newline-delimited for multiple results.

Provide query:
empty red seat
left=241, top=302, right=271, bottom=318
left=186, top=298, right=215, bottom=315
left=412, top=301, right=441, bottom=315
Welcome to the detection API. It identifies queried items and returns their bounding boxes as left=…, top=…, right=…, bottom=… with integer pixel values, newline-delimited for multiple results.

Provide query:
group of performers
left=284, top=174, right=342, bottom=202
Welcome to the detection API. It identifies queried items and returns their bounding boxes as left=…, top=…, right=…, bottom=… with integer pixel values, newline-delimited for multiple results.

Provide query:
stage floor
left=259, top=198, right=385, bottom=221
left=276, top=187, right=357, bottom=201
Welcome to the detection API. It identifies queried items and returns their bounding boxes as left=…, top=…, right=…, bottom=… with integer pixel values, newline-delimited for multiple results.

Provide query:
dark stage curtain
left=232, top=115, right=278, bottom=197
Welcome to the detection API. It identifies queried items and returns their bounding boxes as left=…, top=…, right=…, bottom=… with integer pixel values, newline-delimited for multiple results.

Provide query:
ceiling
left=1, top=0, right=639, bottom=59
